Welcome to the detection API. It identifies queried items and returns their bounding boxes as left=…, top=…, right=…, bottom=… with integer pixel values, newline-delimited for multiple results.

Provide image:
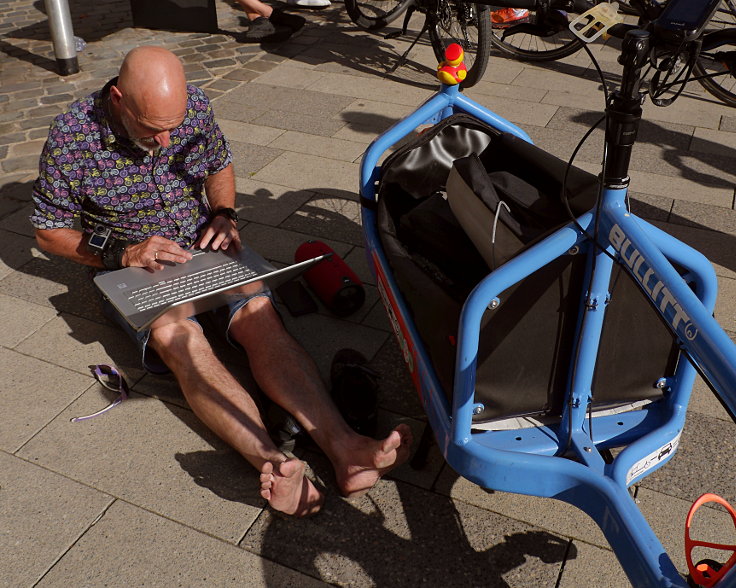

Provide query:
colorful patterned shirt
left=30, top=78, right=232, bottom=248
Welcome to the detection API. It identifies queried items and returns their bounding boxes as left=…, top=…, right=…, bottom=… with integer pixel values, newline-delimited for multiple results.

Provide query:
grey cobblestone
left=8, top=139, right=44, bottom=158
left=0, top=122, right=21, bottom=134
left=0, top=133, right=27, bottom=146
left=39, top=93, right=74, bottom=105
left=723, top=116, right=736, bottom=133
left=2, top=154, right=38, bottom=173
left=223, top=68, right=261, bottom=82
left=19, top=116, right=54, bottom=131
left=241, top=59, right=279, bottom=73
left=203, top=58, right=238, bottom=69
left=28, top=127, right=50, bottom=140
left=26, top=105, right=64, bottom=119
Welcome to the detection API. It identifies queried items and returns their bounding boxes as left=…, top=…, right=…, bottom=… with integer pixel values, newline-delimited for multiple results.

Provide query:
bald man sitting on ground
left=31, top=46, right=412, bottom=517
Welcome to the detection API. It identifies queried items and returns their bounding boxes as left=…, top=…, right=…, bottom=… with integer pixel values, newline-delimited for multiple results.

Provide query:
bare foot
left=335, top=423, right=413, bottom=498
left=259, top=458, right=324, bottom=517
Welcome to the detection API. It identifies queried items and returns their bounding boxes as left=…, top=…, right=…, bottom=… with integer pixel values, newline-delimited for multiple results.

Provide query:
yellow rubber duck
left=437, top=43, right=467, bottom=85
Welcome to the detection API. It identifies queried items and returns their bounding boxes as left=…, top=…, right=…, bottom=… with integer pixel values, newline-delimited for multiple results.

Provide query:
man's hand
left=196, top=214, right=241, bottom=252
left=122, top=235, right=193, bottom=271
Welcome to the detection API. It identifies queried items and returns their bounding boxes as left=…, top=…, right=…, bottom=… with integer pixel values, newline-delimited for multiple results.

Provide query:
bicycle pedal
left=569, top=2, right=624, bottom=43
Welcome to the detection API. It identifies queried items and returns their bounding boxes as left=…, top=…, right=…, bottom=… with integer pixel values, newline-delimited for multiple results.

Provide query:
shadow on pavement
left=3, top=0, right=440, bottom=89
left=245, top=457, right=576, bottom=587
left=569, top=110, right=736, bottom=190
left=2, top=0, right=134, bottom=72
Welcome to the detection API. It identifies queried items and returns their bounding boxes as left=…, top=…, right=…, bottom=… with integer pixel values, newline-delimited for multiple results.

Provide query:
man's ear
left=109, top=85, right=123, bottom=105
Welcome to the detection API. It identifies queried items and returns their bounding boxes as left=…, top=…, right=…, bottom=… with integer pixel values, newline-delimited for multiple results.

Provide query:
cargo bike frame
left=359, top=29, right=736, bottom=588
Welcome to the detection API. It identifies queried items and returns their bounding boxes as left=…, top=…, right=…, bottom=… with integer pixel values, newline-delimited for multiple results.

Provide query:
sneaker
left=490, top=7, right=529, bottom=27
left=243, top=16, right=276, bottom=41
left=287, top=0, right=331, bottom=8
left=270, top=8, right=306, bottom=31
left=330, top=349, right=379, bottom=438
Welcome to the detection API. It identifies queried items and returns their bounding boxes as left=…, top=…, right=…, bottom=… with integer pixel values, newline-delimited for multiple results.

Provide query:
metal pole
left=44, top=0, right=79, bottom=76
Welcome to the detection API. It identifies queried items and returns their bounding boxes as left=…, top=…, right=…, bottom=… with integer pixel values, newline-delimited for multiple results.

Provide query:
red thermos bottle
left=295, top=241, right=365, bottom=316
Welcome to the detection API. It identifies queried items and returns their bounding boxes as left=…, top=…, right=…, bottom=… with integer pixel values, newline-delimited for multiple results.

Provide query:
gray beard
left=132, top=139, right=161, bottom=156
left=121, top=116, right=161, bottom=155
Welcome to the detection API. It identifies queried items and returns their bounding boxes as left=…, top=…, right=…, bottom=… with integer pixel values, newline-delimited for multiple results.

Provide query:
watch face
left=89, top=232, right=108, bottom=248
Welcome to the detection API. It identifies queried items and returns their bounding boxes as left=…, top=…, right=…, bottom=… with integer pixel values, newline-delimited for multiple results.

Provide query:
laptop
left=94, top=244, right=328, bottom=331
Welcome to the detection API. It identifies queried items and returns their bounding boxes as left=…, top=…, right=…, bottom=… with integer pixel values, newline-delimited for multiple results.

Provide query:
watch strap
left=102, top=237, right=129, bottom=271
left=212, top=207, right=238, bottom=223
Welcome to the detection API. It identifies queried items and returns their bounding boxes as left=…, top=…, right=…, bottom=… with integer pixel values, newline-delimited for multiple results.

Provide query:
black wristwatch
left=87, top=224, right=112, bottom=255
left=212, top=207, right=239, bottom=223
left=87, top=224, right=128, bottom=270
left=102, top=238, right=129, bottom=271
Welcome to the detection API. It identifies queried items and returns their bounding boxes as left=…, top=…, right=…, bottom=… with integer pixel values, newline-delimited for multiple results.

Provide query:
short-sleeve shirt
left=30, top=78, right=232, bottom=248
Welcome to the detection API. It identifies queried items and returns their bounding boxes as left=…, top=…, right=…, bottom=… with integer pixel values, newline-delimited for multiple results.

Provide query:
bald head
left=110, top=46, right=188, bottom=152
left=118, top=46, right=186, bottom=107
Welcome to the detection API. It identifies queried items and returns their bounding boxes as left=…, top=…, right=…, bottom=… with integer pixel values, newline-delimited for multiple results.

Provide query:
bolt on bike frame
left=360, top=31, right=736, bottom=588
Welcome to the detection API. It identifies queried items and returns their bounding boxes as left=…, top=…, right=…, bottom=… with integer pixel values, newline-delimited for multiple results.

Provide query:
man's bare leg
left=148, top=319, right=324, bottom=516
left=228, top=297, right=413, bottom=497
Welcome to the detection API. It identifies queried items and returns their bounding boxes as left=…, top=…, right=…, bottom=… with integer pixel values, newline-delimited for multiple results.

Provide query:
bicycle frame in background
left=359, top=32, right=736, bottom=588
left=345, top=0, right=492, bottom=87
left=486, top=0, right=736, bottom=108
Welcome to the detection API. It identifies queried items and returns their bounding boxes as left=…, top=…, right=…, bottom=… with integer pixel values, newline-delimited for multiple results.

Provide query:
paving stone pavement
left=1, top=1, right=736, bottom=587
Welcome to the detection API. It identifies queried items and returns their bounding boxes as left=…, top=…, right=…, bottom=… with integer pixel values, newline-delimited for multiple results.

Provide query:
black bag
left=376, top=114, right=677, bottom=422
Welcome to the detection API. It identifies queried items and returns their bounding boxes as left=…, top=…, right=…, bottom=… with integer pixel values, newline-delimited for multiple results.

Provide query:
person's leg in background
left=232, top=0, right=306, bottom=41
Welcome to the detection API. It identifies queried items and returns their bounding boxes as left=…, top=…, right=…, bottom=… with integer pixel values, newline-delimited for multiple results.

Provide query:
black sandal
left=330, top=348, right=379, bottom=438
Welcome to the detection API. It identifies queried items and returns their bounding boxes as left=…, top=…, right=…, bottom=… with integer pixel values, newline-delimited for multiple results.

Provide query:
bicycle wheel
left=488, top=5, right=583, bottom=61
left=345, top=0, right=413, bottom=30
left=428, top=1, right=492, bottom=87
left=693, top=0, right=736, bottom=107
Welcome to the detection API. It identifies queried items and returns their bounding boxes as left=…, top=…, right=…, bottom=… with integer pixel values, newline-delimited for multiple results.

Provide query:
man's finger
left=161, top=246, right=193, bottom=264
left=196, top=227, right=215, bottom=250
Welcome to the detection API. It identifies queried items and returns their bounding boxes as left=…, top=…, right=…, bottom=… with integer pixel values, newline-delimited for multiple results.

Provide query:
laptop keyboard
left=128, top=260, right=258, bottom=312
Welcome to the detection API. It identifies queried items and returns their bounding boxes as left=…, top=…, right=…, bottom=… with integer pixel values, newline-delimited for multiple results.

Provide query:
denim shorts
left=101, top=290, right=272, bottom=374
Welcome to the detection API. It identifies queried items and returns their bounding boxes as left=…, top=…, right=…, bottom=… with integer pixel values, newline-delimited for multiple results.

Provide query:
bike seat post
left=603, top=29, right=650, bottom=188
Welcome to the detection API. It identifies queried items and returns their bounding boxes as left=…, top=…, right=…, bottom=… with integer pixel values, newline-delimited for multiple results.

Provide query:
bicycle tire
left=487, top=4, right=583, bottom=61
left=693, top=0, right=736, bottom=107
left=428, top=1, right=492, bottom=87
left=345, top=0, right=413, bottom=30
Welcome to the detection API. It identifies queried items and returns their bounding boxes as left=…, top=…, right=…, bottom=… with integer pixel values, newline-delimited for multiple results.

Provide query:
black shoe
left=265, top=402, right=304, bottom=453
left=330, top=349, right=379, bottom=438
left=243, top=16, right=276, bottom=41
left=270, top=8, right=306, bottom=32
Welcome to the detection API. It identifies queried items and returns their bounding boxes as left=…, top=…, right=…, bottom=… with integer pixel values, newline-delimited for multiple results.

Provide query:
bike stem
left=603, top=29, right=650, bottom=188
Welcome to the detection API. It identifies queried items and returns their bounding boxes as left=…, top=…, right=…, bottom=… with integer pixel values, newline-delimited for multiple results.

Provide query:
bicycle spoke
left=436, top=2, right=480, bottom=68
left=488, top=4, right=582, bottom=61
left=693, top=0, right=736, bottom=106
